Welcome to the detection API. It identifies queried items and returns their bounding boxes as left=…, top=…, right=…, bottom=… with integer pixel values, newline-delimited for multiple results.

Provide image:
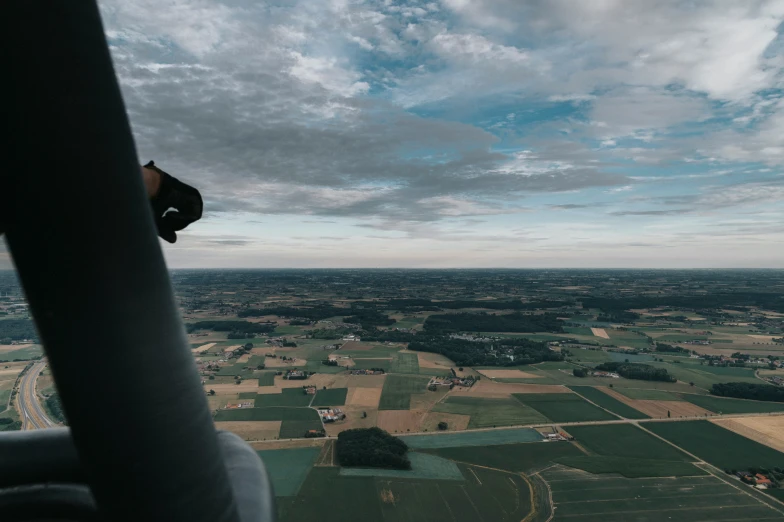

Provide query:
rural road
left=17, top=360, right=56, bottom=430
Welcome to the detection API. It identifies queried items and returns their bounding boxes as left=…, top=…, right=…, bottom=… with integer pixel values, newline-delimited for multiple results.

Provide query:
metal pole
left=3, top=2, right=240, bottom=521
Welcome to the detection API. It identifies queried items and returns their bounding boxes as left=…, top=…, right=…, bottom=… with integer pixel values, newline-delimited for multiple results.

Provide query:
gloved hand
left=145, top=161, right=203, bottom=243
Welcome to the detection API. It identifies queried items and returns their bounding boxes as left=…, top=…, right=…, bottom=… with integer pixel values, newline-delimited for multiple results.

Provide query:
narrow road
left=17, top=360, right=56, bottom=430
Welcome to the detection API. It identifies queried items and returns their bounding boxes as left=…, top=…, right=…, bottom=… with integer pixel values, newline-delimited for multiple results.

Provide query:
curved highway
left=17, top=360, right=56, bottom=430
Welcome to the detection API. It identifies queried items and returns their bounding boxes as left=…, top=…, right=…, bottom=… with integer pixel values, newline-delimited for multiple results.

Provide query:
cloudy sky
left=95, top=0, right=784, bottom=268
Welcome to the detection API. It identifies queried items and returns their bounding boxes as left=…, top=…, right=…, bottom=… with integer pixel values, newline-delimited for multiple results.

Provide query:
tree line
left=185, top=320, right=276, bottom=334
left=408, top=336, right=562, bottom=367
left=0, top=319, right=39, bottom=343
left=423, top=312, right=564, bottom=334
left=711, top=382, right=784, bottom=402
left=594, top=362, right=676, bottom=382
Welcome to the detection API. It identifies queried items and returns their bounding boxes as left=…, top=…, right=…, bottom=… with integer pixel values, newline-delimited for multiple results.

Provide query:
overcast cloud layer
left=88, top=0, right=784, bottom=267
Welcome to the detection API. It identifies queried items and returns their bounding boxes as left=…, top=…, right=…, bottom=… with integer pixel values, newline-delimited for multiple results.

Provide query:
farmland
left=431, top=396, right=548, bottom=428
left=513, top=393, right=617, bottom=422
left=679, top=393, right=784, bottom=414
left=568, top=386, right=649, bottom=419
left=542, top=467, right=783, bottom=522
left=311, top=388, right=348, bottom=407
left=378, top=375, right=430, bottom=410
left=645, top=420, right=784, bottom=470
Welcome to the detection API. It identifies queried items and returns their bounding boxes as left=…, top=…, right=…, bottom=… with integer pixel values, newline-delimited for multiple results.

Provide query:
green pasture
left=567, top=424, right=691, bottom=461
left=424, top=441, right=583, bottom=473
left=378, top=375, right=429, bottom=410
left=311, top=387, right=348, bottom=407
left=279, top=419, right=325, bottom=439
left=389, top=352, right=419, bottom=374
left=432, top=396, right=548, bottom=428
left=351, top=359, right=392, bottom=372
left=513, top=393, right=616, bottom=423
left=645, top=420, right=784, bottom=470
left=568, top=386, right=648, bottom=419
left=256, top=447, right=320, bottom=496
left=254, top=388, right=312, bottom=408
left=340, top=452, right=463, bottom=480
left=258, top=372, right=276, bottom=386
left=679, top=394, right=784, bottom=414
left=401, top=428, right=542, bottom=449
left=555, top=456, right=704, bottom=478
left=0, top=346, right=42, bottom=361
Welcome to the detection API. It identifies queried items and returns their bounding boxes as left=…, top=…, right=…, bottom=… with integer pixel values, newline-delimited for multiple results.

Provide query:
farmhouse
left=303, top=385, right=317, bottom=395
left=285, top=370, right=307, bottom=380
left=349, top=369, right=385, bottom=375
left=591, top=371, right=620, bottom=378
left=317, top=408, right=346, bottom=423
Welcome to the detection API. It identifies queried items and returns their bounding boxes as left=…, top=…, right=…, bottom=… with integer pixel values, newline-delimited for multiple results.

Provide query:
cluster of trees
left=238, top=305, right=346, bottom=321
left=322, top=359, right=338, bottom=366
left=361, top=330, right=416, bottom=343
left=596, top=311, right=640, bottom=323
left=0, top=319, right=39, bottom=343
left=336, top=427, right=411, bottom=469
left=0, top=418, right=22, bottom=431
left=186, top=321, right=276, bottom=334
left=408, top=337, right=562, bottom=367
left=573, top=368, right=587, bottom=377
left=594, top=362, right=676, bottom=382
left=711, top=382, right=784, bottom=402
left=655, top=342, right=691, bottom=354
left=423, top=312, right=564, bottom=334
left=582, top=292, right=784, bottom=314
left=45, top=393, right=66, bottom=424
left=343, top=309, right=396, bottom=330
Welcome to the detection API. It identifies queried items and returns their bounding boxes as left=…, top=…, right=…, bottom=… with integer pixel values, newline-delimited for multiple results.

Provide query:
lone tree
left=438, top=421, right=448, bottom=431
left=573, top=368, right=587, bottom=378
left=337, top=427, right=411, bottom=470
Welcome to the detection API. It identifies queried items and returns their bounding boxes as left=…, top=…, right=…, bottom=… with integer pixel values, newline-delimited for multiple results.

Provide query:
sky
left=90, top=0, right=784, bottom=267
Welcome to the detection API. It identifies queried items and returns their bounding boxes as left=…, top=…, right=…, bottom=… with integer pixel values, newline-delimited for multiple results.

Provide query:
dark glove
left=145, top=161, right=203, bottom=243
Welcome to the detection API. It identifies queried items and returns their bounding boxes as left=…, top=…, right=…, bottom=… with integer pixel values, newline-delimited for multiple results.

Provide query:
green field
left=650, top=361, right=762, bottom=389
left=555, top=456, right=704, bottom=478
left=615, top=388, right=681, bottom=401
left=238, top=391, right=257, bottom=399
left=256, top=447, right=320, bottom=496
left=0, top=346, right=43, bottom=361
left=278, top=464, right=532, bottom=522
left=254, top=388, right=312, bottom=408
left=279, top=419, right=324, bottom=439
left=542, top=468, right=781, bottom=522
left=214, top=407, right=320, bottom=422
left=645, top=420, right=784, bottom=470
left=351, top=359, right=392, bottom=372
left=568, top=386, right=649, bottom=419
left=679, top=394, right=784, bottom=414
left=378, top=375, right=429, bottom=410
left=513, top=393, right=617, bottom=422
left=401, top=428, right=542, bottom=449
left=311, top=387, right=348, bottom=407
left=258, top=372, right=276, bottom=386
left=568, top=348, right=613, bottom=364
left=424, top=441, right=584, bottom=473
left=389, top=352, right=420, bottom=374
left=215, top=363, right=254, bottom=377
left=431, top=396, right=548, bottom=428
left=566, top=424, right=691, bottom=461
left=340, top=452, right=464, bottom=480
left=607, top=351, right=654, bottom=363
left=304, top=360, right=347, bottom=373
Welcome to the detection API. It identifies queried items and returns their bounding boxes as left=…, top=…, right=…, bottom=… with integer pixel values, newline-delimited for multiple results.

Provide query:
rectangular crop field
left=254, top=388, right=312, bottom=408
left=258, top=372, right=276, bottom=386
left=279, top=419, right=324, bottom=439
left=378, top=375, right=429, bottom=410
left=555, top=456, right=704, bottom=478
left=214, top=407, right=320, bottom=422
left=401, top=428, right=543, bottom=449
left=679, top=394, right=784, bottom=414
left=256, top=447, right=321, bottom=496
left=389, top=352, right=419, bottom=374
left=566, top=424, right=691, bottom=461
left=424, top=441, right=584, bottom=473
left=351, top=359, right=392, bottom=372
left=311, top=387, right=348, bottom=407
left=431, top=396, right=548, bottom=428
left=513, top=393, right=617, bottom=423
left=542, top=469, right=781, bottom=522
left=645, top=420, right=784, bottom=470
left=615, top=388, right=681, bottom=401
left=568, top=386, right=648, bottom=419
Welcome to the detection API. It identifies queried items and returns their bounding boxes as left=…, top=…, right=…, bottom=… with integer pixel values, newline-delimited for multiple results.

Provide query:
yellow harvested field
left=345, top=374, right=387, bottom=388
left=591, top=328, right=610, bottom=339
left=450, top=380, right=569, bottom=398
left=416, top=352, right=455, bottom=370
left=257, top=374, right=349, bottom=394
left=712, top=417, right=784, bottom=453
left=203, top=380, right=259, bottom=393
left=192, top=342, right=216, bottom=353
left=236, top=354, right=251, bottom=363
left=421, top=412, right=471, bottom=432
left=214, top=421, right=282, bottom=441
left=346, top=387, right=382, bottom=407
left=747, top=334, right=776, bottom=340
left=377, top=410, right=426, bottom=433
left=598, top=387, right=709, bottom=418
left=223, top=345, right=242, bottom=353
left=477, top=369, right=541, bottom=379
left=0, top=368, right=24, bottom=378
left=250, top=439, right=326, bottom=451
left=0, top=344, right=36, bottom=354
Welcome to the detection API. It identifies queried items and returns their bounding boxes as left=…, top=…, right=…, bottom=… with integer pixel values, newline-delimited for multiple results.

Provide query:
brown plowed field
left=477, top=369, right=541, bottom=378
left=346, top=387, right=382, bottom=407
left=214, top=421, right=282, bottom=440
left=598, top=387, right=709, bottom=418
left=204, top=380, right=259, bottom=393
left=712, top=417, right=784, bottom=453
left=345, top=374, right=386, bottom=388
left=377, top=410, right=427, bottom=433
